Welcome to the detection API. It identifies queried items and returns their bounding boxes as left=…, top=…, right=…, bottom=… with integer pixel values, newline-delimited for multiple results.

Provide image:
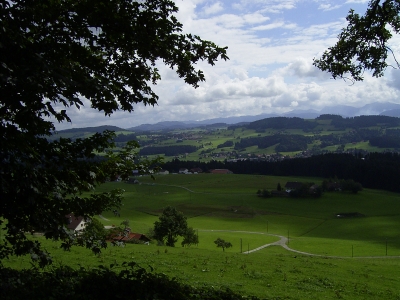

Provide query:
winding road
left=200, top=230, right=400, bottom=259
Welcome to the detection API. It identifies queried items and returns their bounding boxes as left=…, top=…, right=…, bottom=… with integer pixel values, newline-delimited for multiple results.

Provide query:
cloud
left=203, top=2, right=224, bottom=15
left=386, top=69, right=400, bottom=90
left=251, top=21, right=297, bottom=31
left=51, top=0, right=393, bottom=131
left=258, top=1, right=298, bottom=14
left=283, top=57, right=331, bottom=79
left=318, top=4, right=341, bottom=11
left=170, top=75, right=287, bottom=105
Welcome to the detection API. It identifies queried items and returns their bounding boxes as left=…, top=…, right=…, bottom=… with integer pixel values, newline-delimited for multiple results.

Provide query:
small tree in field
left=214, top=238, right=232, bottom=252
left=181, top=227, right=199, bottom=247
left=153, top=206, right=188, bottom=247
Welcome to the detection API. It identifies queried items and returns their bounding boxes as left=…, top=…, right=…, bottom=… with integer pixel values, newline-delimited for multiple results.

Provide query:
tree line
left=140, top=145, right=198, bottom=156
left=228, top=115, right=400, bottom=132
left=162, top=152, right=400, bottom=193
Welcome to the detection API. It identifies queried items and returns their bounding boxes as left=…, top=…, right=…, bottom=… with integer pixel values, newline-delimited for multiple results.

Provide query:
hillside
left=49, top=115, right=400, bottom=161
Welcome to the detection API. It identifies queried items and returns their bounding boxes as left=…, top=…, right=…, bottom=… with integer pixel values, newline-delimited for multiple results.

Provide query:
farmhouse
left=111, top=228, right=151, bottom=243
left=179, top=168, right=189, bottom=174
left=65, top=213, right=86, bottom=233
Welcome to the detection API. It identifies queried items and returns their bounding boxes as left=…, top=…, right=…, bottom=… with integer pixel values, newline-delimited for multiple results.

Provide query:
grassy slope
left=5, top=239, right=400, bottom=299
left=3, top=174, right=400, bottom=299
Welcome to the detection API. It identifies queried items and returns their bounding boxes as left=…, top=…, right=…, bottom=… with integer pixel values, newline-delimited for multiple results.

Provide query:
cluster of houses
left=265, top=182, right=321, bottom=197
left=156, top=168, right=233, bottom=175
left=65, top=213, right=150, bottom=244
left=199, top=152, right=289, bottom=163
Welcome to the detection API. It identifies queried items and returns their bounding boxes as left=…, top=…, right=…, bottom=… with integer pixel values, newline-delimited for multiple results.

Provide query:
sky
left=56, top=0, right=400, bottom=130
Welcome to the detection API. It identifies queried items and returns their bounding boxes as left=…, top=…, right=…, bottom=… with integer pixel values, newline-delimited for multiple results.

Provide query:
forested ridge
left=162, top=152, right=400, bottom=193
left=140, top=145, right=199, bottom=156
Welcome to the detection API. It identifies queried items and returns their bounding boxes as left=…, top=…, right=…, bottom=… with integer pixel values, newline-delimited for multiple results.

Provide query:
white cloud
left=282, top=57, right=331, bottom=79
left=203, top=2, right=224, bottom=15
left=258, top=1, right=298, bottom=14
left=251, top=21, right=297, bottom=31
left=318, top=4, right=341, bottom=11
left=388, top=69, right=400, bottom=90
left=52, top=0, right=392, bottom=130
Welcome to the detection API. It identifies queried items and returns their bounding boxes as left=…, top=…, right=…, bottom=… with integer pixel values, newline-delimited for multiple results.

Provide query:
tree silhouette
left=214, top=238, right=232, bottom=252
left=154, top=206, right=188, bottom=247
left=0, top=0, right=227, bottom=265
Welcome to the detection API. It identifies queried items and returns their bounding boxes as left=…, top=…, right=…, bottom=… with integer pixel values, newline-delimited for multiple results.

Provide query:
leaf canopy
left=314, top=0, right=400, bottom=82
left=0, top=0, right=228, bottom=265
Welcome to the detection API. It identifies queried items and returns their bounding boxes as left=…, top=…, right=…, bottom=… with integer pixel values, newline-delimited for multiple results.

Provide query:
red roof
left=112, top=232, right=151, bottom=242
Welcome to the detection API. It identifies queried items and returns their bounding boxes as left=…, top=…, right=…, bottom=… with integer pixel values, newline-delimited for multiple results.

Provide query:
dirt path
left=200, top=230, right=309, bottom=255
left=200, top=230, right=400, bottom=259
left=98, top=214, right=110, bottom=221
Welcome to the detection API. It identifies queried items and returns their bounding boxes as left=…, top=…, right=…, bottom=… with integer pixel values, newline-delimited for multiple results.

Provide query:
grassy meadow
left=3, top=173, right=400, bottom=299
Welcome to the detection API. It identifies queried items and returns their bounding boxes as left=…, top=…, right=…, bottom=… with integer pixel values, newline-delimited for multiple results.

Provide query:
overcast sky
left=56, top=0, right=400, bottom=130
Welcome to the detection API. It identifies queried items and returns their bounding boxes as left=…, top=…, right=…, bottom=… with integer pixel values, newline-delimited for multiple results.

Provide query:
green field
left=3, top=174, right=400, bottom=299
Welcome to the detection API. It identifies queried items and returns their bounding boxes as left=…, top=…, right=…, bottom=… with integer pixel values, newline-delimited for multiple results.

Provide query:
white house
left=178, top=168, right=188, bottom=174
left=65, top=213, right=86, bottom=233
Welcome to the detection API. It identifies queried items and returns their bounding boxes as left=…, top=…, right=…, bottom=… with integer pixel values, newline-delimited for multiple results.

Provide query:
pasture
left=3, top=173, right=400, bottom=299
left=101, top=173, right=400, bottom=258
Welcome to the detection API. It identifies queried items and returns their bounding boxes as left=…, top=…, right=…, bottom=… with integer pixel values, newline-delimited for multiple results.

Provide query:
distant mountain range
left=127, top=102, right=400, bottom=132
left=55, top=102, right=400, bottom=133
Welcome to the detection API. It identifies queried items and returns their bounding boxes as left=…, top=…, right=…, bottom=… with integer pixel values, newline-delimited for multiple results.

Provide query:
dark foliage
left=140, top=145, right=198, bottom=156
left=217, top=140, right=234, bottom=148
left=153, top=206, right=188, bottom=247
left=0, top=264, right=259, bottom=300
left=181, top=227, right=199, bottom=247
left=331, top=115, right=400, bottom=129
left=1, top=0, right=227, bottom=264
left=113, top=133, right=138, bottom=143
left=369, top=136, right=400, bottom=148
left=316, top=114, right=344, bottom=120
left=55, top=126, right=126, bottom=134
left=214, top=238, right=232, bottom=252
left=246, top=117, right=317, bottom=131
left=163, top=152, right=400, bottom=192
left=314, top=0, right=400, bottom=81
left=256, top=189, right=272, bottom=198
